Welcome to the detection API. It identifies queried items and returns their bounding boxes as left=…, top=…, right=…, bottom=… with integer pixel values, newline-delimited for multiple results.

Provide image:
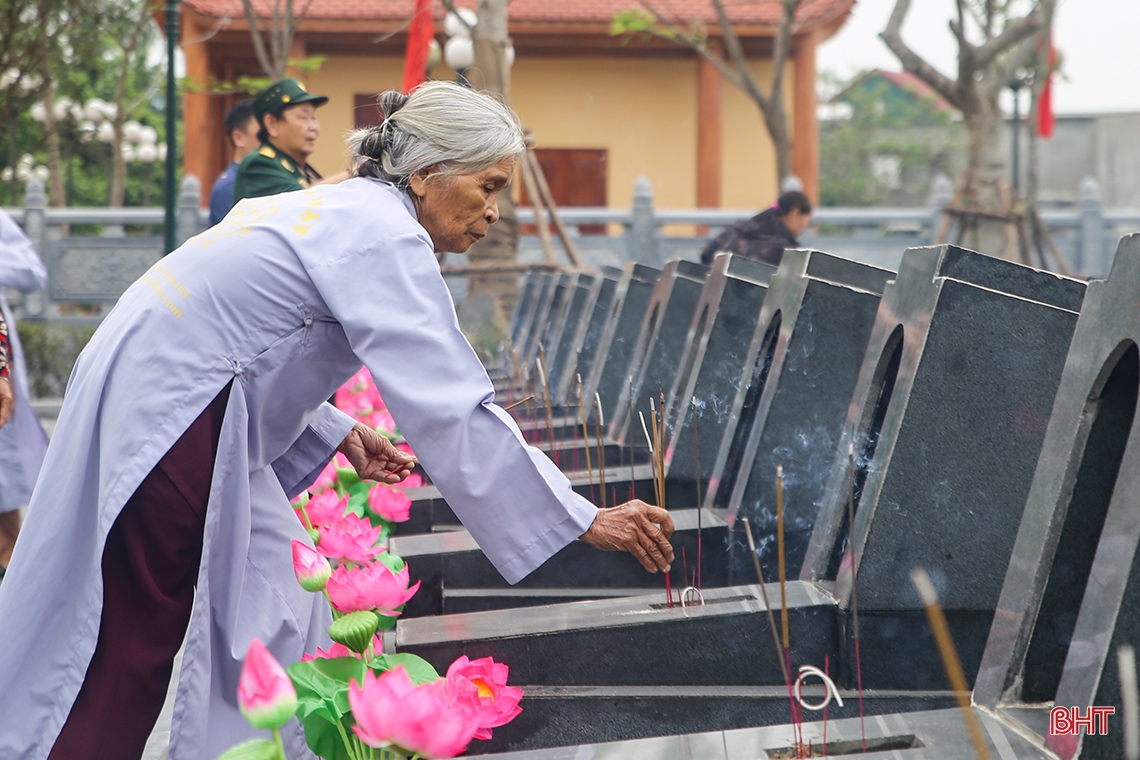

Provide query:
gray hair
left=349, top=81, right=525, bottom=190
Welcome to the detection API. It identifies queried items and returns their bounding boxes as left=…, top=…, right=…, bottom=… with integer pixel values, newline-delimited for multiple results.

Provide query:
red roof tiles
left=183, top=0, right=852, bottom=28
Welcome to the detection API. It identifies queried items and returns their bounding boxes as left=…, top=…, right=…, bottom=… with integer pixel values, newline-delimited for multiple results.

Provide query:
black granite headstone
left=799, top=245, right=1086, bottom=690
left=661, top=254, right=776, bottom=500
left=704, top=250, right=894, bottom=582
left=552, top=266, right=623, bottom=406
left=608, top=258, right=709, bottom=443
left=958, top=236, right=1140, bottom=760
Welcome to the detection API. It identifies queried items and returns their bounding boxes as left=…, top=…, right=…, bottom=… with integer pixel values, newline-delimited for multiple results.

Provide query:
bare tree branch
left=880, top=0, right=963, bottom=109
left=241, top=0, right=276, bottom=78
left=972, top=10, right=1042, bottom=70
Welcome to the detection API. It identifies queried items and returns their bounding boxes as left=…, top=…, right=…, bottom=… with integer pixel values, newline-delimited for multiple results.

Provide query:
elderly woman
left=0, top=82, right=673, bottom=760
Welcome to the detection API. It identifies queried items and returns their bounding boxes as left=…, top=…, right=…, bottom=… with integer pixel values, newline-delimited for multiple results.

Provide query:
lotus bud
left=291, top=539, right=332, bottom=592
left=328, top=610, right=380, bottom=654
left=237, top=638, right=298, bottom=730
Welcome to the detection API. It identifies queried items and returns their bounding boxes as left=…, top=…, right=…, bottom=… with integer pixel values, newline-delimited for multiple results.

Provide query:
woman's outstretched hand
left=338, top=424, right=418, bottom=484
left=579, top=500, right=675, bottom=573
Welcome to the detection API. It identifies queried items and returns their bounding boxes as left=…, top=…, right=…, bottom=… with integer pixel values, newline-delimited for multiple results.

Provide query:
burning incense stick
left=1121, top=645, right=1140, bottom=760
left=777, top=465, right=790, bottom=652
left=691, top=396, right=702, bottom=591
left=910, top=568, right=993, bottom=760
left=743, top=517, right=791, bottom=686
left=577, top=374, right=594, bottom=491
left=503, top=395, right=535, bottom=412
left=536, top=350, right=557, bottom=458
left=593, top=392, right=607, bottom=508
left=847, top=443, right=867, bottom=753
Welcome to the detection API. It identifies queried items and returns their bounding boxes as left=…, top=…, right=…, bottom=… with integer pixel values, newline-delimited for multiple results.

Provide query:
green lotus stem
left=298, top=505, right=314, bottom=531
left=334, top=717, right=362, bottom=760
left=272, top=728, right=286, bottom=760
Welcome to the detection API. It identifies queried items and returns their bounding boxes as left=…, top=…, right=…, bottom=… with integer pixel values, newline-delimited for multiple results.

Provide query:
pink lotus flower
left=445, top=655, right=524, bottom=740
left=237, top=638, right=298, bottom=730
left=397, top=442, right=415, bottom=457
left=325, top=560, right=420, bottom=616
left=300, top=634, right=383, bottom=661
left=337, top=367, right=374, bottom=402
left=394, top=471, right=424, bottom=490
left=308, top=458, right=340, bottom=495
left=367, top=408, right=398, bottom=435
left=349, top=667, right=479, bottom=758
left=368, top=484, right=412, bottom=523
left=291, top=539, right=332, bottom=592
left=316, top=512, right=385, bottom=564
left=298, top=490, right=350, bottom=530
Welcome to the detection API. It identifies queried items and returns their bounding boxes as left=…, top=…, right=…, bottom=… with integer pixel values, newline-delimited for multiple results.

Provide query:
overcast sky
left=818, top=0, right=1140, bottom=115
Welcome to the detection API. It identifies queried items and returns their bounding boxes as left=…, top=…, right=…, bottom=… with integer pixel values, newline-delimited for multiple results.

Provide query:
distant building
left=178, top=0, right=856, bottom=211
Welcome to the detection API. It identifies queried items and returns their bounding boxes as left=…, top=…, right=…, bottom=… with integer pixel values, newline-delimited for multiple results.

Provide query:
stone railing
left=5, top=174, right=1138, bottom=324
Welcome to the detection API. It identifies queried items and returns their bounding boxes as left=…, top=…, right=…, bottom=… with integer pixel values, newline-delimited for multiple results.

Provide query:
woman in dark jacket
left=700, top=190, right=813, bottom=266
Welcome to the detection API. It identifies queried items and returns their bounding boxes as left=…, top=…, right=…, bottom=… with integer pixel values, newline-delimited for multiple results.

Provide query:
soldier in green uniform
left=233, top=78, right=348, bottom=202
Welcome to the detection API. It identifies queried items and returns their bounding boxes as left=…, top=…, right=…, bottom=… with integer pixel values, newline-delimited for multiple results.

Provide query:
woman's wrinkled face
left=409, top=157, right=515, bottom=253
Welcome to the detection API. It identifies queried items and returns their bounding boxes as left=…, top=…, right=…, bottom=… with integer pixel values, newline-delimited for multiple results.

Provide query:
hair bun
left=378, top=91, right=409, bottom=120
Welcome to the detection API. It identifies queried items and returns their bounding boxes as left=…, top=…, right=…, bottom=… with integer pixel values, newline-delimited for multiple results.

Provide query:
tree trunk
left=462, top=0, right=519, bottom=350
left=41, top=80, right=65, bottom=207
left=960, top=91, right=1013, bottom=258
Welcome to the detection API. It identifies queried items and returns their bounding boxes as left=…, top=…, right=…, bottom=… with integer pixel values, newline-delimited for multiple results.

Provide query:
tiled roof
left=184, top=0, right=852, bottom=28
left=871, top=69, right=955, bottom=112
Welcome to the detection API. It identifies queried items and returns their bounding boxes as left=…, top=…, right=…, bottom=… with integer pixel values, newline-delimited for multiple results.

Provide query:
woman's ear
left=407, top=165, right=436, bottom=198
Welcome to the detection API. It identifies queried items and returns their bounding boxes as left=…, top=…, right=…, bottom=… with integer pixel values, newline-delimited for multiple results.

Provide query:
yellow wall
left=721, top=59, right=792, bottom=209
left=307, top=56, right=406, bottom=175
left=304, top=51, right=791, bottom=211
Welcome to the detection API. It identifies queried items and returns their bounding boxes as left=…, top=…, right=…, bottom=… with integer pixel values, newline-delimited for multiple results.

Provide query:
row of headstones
left=395, top=238, right=1140, bottom=757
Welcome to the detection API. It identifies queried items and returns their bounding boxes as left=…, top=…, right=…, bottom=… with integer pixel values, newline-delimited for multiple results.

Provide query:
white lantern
left=157, top=143, right=167, bottom=162
left=444, top=36, right=475, bottom=71
left=96, top=121, right=115, bottom=143
left=15, top=164, right=31, bottom=181
left=101, top=102, right=118, bottom=121
left=505, top=44, right=516, bottom=67
left=33, top=165, right=49, bottom=182
left=122, top=120, right=142, bottom=143
left=138, top=125, right=158, bottom=145
left=19, top=154, right=33, bottom=167
left=136, top=143, right=157, bottom=163
left=78, top=120, right=96, bottom=142
left=69, top=103, right=85, bottom=122
left=29, top=102, right=46, bottom=122
left=85, top=98, right=106, bottom=122
left=0, top=70, right=17, bottom=89
left=121, top=144, right=136, bottom=163
left=444, top=8, right=477, bottom=38
left=0, top=167, right=12, bottom=182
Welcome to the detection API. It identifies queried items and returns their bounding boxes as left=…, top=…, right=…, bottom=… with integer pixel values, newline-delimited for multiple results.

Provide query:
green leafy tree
left=820, top=72, right=965, bottom=207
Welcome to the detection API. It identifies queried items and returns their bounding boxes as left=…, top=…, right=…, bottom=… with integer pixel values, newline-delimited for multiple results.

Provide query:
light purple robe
left=0, top=179, right=596, bottom=759
left=0, top=210, right=49, bottom=513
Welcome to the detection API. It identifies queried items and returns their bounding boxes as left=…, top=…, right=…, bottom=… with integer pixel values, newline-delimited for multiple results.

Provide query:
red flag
left=1037, top=42, right=1056, bottom=139
left=402, top=0, right=435, bottom=94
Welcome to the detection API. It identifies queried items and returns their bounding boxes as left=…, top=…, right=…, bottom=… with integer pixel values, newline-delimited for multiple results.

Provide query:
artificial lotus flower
left=291, top=539, right=332, bottom=592
left=325, top=559, right=420, bottom=616
left=349, top=667, right=479, bottom=758
left=300, top=633, right=384, bottom=662
left=316, top=512, right=386, bottom=564
left=393, top=471, right=424, bottom=490
left=298, top=490, right=350, bottom=530
left=307, top=458, right=340, bottom=495
left=368, top=483, right=412, bottom=523
left=367, top=408, right=398, bottom=435
left=237, top=638, right=298, bottom=730
left=445, top=655, right=524, bottom=740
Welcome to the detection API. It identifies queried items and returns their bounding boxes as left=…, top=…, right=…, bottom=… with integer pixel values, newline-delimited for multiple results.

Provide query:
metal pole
left=1010, top=83, right=1021, bottom=198
left=164, top=0, right=180, bottom=253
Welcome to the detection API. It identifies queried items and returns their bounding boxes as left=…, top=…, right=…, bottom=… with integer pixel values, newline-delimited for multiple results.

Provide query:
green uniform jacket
left=232, top=142, right=322, bottom=202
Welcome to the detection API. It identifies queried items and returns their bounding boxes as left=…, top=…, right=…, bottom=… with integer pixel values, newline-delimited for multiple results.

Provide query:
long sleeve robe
left=0, top=210, right=49, bottom=513
left=0, top=179, right=597, bottom=760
